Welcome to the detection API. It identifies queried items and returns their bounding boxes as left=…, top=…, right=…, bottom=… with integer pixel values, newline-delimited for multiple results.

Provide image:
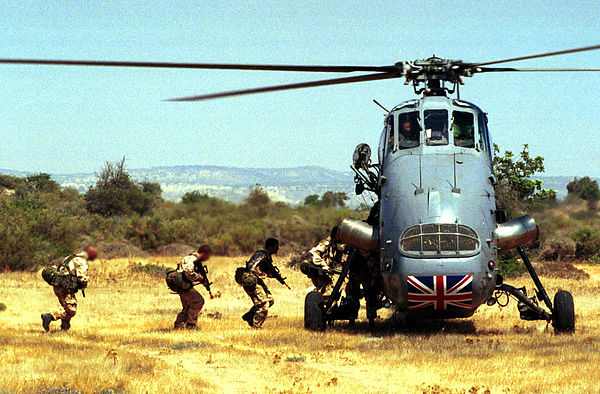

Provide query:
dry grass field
left=1, top=256, right=599, bottom=393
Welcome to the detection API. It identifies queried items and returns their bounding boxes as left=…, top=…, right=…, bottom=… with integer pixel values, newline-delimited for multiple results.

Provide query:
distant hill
left=0, top=166, right=590, bottom=204
left=0, top=165, right=362, bottom=205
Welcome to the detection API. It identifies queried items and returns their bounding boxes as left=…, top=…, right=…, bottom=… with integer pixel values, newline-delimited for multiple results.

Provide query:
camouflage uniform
left=174, top=253, right=206, bottom=329
left=241, top=250, right=275, bottom=328
left=304, top=237, right=347, bottom=295
left=49, top=252, right=90, bottom=329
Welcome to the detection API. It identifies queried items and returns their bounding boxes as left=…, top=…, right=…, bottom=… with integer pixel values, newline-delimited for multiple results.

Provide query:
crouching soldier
left=300, top=227, right=348, bottom=295
left=41, top=245, right=98, bottom=332
left=171, top=245, right=213, bottom=330
left=239, top=238, right=289, bottom=328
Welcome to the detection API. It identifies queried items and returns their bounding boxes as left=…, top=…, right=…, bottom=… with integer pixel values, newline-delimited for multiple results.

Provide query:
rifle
left=195, top=261, right=214, bottom=299
left=270, top=266, right=291, bottom=290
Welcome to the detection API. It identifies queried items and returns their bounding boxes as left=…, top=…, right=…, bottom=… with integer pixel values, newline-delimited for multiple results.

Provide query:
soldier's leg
left=175, top=292, right=189, bottom=329
left=245, top=285, right=269, bottom=328
left=184, top=288, right=205, bottom=327
left=51, top=287, right=77, bottom=330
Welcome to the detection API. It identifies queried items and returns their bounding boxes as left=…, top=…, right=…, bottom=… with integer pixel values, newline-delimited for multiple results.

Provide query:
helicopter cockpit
left=379, top=98, right=493, bottom=165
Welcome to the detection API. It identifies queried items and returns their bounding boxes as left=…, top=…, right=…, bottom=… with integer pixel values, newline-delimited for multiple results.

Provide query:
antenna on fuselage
left=373, top=99, right=390, bottom=114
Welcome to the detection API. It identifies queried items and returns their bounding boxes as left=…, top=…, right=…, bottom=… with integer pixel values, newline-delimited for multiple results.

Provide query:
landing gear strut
left=492, top=247, right=575, bottom=333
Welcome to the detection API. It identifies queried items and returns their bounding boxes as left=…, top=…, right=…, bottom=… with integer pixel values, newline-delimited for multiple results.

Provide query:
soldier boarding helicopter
left=3, top=44, right=600, bottom=333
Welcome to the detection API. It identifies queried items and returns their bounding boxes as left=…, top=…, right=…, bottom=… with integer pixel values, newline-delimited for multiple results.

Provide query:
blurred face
left=198, top=252, right=212, bottom=261
left=85, top=246, right=98, bottom=261
left=401, top=121, right=411, bottom=133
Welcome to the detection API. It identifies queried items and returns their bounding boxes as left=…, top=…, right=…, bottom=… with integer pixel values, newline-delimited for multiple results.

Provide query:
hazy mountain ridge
left=0, top=166, right=590, bottom=204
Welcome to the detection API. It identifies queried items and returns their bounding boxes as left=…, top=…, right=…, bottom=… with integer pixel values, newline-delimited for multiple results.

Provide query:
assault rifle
left=270, top=266, right=291, bottom=290
left=195, top=260, right=214, bottom=299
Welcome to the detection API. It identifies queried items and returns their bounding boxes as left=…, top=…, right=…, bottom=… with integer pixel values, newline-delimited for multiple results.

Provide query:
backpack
left=41, top=255, right=81, bottom=292
left=165, top=267, right=193, bottom=293
left=234, top=267, right=247, bottom=285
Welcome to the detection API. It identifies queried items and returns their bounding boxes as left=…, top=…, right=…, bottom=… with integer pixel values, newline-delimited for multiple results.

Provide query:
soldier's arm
left=309, top=240, right=331, bottom=270
left=72, top=257, right=89, bottom=287
left=247, top=251, right=268, bottom=277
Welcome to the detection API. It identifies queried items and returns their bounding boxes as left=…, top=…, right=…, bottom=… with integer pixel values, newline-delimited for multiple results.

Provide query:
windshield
left=424, top=110, right=448, bottom=146
left=452, top=111, right=475, bottom=148
left=397, top=111, right=421, bottom=149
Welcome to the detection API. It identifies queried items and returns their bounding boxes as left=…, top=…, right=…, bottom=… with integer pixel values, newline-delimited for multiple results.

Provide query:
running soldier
left=173, top=245, right=213, bottom=330
left=240, top=238, right=289, bottom=328
left=41, top=245, right=98, bottom=332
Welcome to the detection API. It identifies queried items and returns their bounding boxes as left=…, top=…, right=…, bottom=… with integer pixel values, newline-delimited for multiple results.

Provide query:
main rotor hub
left=395, top=57, right=474, bottom=97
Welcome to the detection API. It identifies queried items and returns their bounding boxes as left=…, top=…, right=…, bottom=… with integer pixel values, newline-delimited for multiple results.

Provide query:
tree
left=84, top=157, right=158, bottom=217
left=304, top=194, right=320, bottom=206
left=303, top=191, right=349, bottom=208
left=567, top=176, right=600, bottom=209
left=181, top=191, right=212, bottom=204
left=245, top=184, right=270, bottom=206
left=320, top=191, right=349, bottom=208
left=493, top=144, right=556, bottom=217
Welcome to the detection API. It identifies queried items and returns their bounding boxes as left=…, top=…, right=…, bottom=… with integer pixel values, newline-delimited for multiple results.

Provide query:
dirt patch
left=534, top=260, right=589, bottom=280
left=154, top=243, right=195, bottom=256
left=96, top=241, right=148, bottom=259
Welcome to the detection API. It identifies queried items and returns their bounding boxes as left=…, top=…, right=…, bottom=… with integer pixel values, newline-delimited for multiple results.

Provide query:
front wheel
left=552, top=290, right=575, bottom=333
left=304, top=291, right=325, bottom=331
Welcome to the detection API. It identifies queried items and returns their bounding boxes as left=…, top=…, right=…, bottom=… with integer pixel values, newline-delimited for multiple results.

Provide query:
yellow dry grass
left=1, top=256, right=599, bottom=393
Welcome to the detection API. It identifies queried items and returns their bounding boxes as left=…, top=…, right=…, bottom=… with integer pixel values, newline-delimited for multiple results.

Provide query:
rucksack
left=234, top=267, right=247, bottom=285
left=166, top=267, right=193, bottom=293
left=41, top=255, right=81, bottom=292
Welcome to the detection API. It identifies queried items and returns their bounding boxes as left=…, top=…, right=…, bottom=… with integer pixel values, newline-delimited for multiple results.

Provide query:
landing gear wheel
left=552, top=290, right=575, bottom=333
left=304, top=291, right=325, bottom=331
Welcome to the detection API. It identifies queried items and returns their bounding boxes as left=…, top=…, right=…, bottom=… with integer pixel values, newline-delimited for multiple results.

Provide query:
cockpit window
left=478, top=113, right=492, bottom=157
left=387, top=116, right=395, bottom=152
left=397, top=112, right=421, bottom=149
left=452, top=111, right=475, bottom=148
left=424, top=110, right=448, bottom=146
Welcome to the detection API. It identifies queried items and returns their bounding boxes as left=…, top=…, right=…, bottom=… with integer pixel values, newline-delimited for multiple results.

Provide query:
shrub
left=571, top=227, right=600, bottom=260
left=497, top=252, right=526, bottom=277
left=539, top=237, right=576, bottom=261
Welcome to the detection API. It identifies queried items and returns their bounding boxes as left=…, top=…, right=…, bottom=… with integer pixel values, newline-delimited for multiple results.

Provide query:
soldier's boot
left=185, top=323, right=201, bottom=331
left=41, top=313, right=54, bottom=332
left=60, top=320, right=71, bottom=331
left=242, top=311, right=255, bottom=327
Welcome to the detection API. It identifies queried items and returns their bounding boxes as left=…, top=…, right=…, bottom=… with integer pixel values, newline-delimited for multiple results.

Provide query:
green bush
left=497, top=252, right=526, bottom=277
left=571, top=227, right=600, bottom=259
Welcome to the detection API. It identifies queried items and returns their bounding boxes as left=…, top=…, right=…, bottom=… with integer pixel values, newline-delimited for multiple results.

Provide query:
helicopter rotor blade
left=477, top=67, right=600, bottom=72
left=474, top=44, right=600, bottom=67
left=166, top=72, right=398, bottom=102
left=0, top=58, right=396, bottom=73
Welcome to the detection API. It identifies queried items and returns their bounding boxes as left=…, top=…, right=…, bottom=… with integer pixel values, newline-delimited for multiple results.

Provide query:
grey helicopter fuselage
left=378, top=96, right=498, bottom=318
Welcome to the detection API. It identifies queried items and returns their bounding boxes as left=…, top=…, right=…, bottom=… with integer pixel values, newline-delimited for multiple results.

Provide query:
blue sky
left=1, top=0, right=599, bottom=176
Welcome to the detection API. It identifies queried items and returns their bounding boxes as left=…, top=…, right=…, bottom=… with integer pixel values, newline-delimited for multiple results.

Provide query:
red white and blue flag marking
left=407, top=275, right=473, bottom=310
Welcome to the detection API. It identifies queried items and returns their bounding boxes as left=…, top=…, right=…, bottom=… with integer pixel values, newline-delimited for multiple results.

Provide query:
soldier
left=240, top=238, right=287, bottom=328
left=41, top=245, right=98, bottom=332
left=173, top=245, right=213, bottom=330
left=300, top=227, right=347, bottom=295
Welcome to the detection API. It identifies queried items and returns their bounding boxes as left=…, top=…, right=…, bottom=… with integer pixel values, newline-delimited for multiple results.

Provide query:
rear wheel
left=552, top=290, right=575, bottom=333
left=304, top=291, right=325, bottom=331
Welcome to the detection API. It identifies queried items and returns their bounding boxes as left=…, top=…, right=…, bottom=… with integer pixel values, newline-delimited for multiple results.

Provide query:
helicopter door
left=424, top=109, right=448, bottom=145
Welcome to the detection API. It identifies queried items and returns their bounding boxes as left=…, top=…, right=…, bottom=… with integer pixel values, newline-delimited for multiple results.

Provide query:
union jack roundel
left=407, top=275, right=473, bottom=310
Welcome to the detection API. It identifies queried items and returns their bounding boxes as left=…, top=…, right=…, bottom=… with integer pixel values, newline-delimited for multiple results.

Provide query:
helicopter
left=2, top=44, right=600, bottom=333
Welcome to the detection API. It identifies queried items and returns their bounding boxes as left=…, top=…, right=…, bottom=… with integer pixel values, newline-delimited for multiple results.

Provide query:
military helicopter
left=3, top=44, right=600, bottom=333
